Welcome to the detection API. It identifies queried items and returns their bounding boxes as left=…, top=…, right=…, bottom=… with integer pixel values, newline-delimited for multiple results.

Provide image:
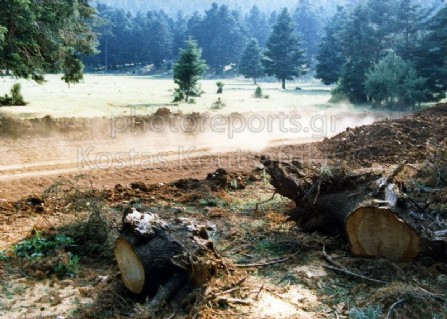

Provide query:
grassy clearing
left=0, top=74, right=396, bottom=119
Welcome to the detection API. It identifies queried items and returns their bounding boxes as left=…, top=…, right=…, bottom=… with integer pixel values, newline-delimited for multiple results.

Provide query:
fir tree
left=263, top=9, right=307, bottom=89
left=315, top=6, right=347, bottom=85
left=239, top=39, right=264, bottom=84
left=293, top=0, right=322, bottom=61
left=246, top=6, right=270, bottom=47
left=173, top=39, right=207, bottom=103
left=413, top=4, right=447, bottom=101
left=0, top=0, right=97, bottom=83
left=148, top=13, right=173, bottom=68
left=365, top=52, right=426, bottom=109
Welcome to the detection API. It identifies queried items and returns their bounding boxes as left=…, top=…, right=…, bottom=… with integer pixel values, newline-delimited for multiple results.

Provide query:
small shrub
left=349, top=305, right=382, bottom=319
left=13, top=232, right=80, bottom=278
left=254, top=86, right=263, bottom=98
left=264, top=94, right=270, bottom=99
left=187, top=98, right=196, bottom=104
left=54, top=254, right=80, bottom=277
left=0, top=83, right=27, bottom=106
left=211, top=98, right=226, bottom=110
left=295, top=87, right=302, bottom=90
left=14, top=232, right=74, bottom=258
left=216, top=81, right=224, bottom=94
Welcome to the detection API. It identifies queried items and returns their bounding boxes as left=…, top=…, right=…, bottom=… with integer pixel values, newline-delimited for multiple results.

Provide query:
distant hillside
left=93, top=0, right=443, bottom=16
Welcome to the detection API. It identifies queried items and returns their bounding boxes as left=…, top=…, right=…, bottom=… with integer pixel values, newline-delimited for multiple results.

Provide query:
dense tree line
left=83, top=1, right=323, bottom=74
left=84, top=0, right=446, bottom=104
left=316, top=0, right=447, bottom=107
left=98, top=0, right=441, bottom=16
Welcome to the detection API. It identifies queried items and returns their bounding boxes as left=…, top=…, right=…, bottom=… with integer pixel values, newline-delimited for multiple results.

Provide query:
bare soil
left=0, top=104, right=446, bottom=319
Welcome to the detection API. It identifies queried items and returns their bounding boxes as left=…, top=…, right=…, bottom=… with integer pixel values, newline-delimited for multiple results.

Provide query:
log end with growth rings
left=115, top=237, right=146, bottom=294
left=346, top=207, right=419, bottom=261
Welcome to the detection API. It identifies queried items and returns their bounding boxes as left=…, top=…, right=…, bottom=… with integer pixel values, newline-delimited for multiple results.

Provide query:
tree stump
left=261, top=159, right=446, bottom=261
left=114, top=208, right=219, bottom=311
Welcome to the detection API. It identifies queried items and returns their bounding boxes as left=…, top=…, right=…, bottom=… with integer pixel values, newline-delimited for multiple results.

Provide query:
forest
left=83, top=0, right=447, bottom=108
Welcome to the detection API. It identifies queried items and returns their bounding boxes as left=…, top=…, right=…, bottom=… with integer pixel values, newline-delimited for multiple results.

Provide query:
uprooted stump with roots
left=261, top=158, right=447, bottom=262
left=114, top=207, right=220, bottom=314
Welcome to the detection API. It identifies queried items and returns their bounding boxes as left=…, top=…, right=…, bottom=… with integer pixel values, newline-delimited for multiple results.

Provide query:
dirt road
left=0, top=110, right=406, bottom=200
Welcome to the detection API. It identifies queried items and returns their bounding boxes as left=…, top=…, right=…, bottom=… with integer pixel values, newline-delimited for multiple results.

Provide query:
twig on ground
left=322, top=247, right=388, bottom=284
left=385, top=298, right=410, bottom=319
left=207, top=287, right=241, bottom=301
left=235, top=251, right=298, bottom=268
left=216, top=297, right=252, bottom=306
left=255, top=283, right=264, bottom=300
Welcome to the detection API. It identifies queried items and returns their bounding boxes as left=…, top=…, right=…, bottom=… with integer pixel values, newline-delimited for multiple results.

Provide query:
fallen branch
left=387, top=161, right=407, bottom=183
left=235, top=252, right=298, bottom=268
left=254, top=283, right=264, bottom=301
left=322, top=247, right=388, bottom=284
left=207, top=287, right=242, bottom=301
left=216, top=297, right=252, bottom=306
left=206, top=275, right=249, bottom=302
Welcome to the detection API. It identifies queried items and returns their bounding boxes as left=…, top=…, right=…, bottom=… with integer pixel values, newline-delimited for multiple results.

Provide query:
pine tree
left=263, top=8, right=307, bottom=89
left=239, top=39, right=264, bottom=84
left=413, top=3, right=447, bottom=101
left=337, top=4, right=376, bottom=103
left=246, top=6, right=270, bottom=47
left=315, top=6, right=347, bottom=85
left=192, top=4, right=247, bottom=73
left=173, top=39, right=207, bottom=103
left=148, top=13, right=173, bottom=69
left=365, top=52, right=426, bottom=109
left=293, top=0, right=322, bottom=61
left=173, top=11, right=188, bottom=57
left=0, top=0, right=97, bottom=83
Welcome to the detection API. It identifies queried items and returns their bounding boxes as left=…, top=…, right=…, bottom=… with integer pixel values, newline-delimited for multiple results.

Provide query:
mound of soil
left=320, top=103, right=447, bottom=166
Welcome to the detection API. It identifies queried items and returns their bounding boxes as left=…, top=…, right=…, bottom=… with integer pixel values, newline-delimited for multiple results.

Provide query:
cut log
left=261, top=158, right=446, bottom=262
left=115, top=208, right=219, bottom=310
left=346, top=207, right=418, bottom=260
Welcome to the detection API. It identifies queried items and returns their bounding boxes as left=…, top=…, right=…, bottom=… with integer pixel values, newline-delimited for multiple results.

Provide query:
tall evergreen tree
left=192, top=3, right=247, bottom=73
left=413, top=3, right=447, bottom=101
left=173, top=39, right=207, bottom=102
left=173, top=11, right=188, bottom=57
left=315, top=6, right=346, bottom=85
left=338, top=4, right=378, bottom=103
left=0, top=0, right=97, bottom=83
left=246, top=6, right=270, bottom=47
left=147, top=12, right=173, bottom=68
left=239, top=39, right=264, bottom=84
left=293, top=0, right=322, bottom=61
left=263, top=8, right=307, bottom=89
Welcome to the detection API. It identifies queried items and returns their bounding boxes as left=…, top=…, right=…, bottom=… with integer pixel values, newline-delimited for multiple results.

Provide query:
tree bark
left=115, top=208, right=219, bottom=308
left=261, top=158, right=446, bottom=262
left=281, top=78, right=286, bottom=89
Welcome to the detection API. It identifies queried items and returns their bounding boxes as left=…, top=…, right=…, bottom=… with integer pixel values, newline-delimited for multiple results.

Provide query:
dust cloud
left=0, top=105, right=406, bottom=182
